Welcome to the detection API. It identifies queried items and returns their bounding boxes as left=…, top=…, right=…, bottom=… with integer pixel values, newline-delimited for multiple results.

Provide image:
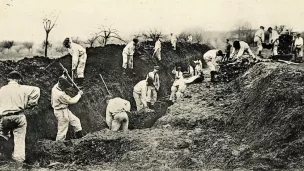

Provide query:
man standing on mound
left=122, top=38, right=139, bottom=75
left=51, top=75, right=84, bottom=141
left=63, top=37, right=87, bottom=88
left=0, top=71, right=40, bottom=164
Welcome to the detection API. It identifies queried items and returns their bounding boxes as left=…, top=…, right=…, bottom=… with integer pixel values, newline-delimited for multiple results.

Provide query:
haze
left=0, top=0, right=304, bottom=43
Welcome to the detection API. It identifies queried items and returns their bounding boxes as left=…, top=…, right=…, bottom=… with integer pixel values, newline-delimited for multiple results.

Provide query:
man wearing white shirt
left=153, top=37, right=162, bottom=61
left=231, top=41, right=256, bottom=59
left=122, top=38, right=139, bottom=75
left=133, top=79, right=149, bottom=111
left=294, top=33, right=303, bottom=60
left=203, top=49, right=224, bottom=82
left=105, top=95, right=130, bottom=132
left=268, top=27, right=280, bottom=56
left=170, top=33, right=177, bottom=50
left=63, top=37, right=87, bottom=87
left=254, top=26, right=265, bottom=57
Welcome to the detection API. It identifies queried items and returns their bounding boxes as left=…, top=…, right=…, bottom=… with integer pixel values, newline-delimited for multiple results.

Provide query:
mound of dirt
left=227, top=62, right=304, bottom=169
left=0, top=42, right=210, bottom=162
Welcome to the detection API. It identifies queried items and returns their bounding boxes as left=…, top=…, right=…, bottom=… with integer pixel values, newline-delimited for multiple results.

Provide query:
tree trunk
left=45, top=32, right=49, bottom=57
left=104, top=37, right=108, bottom=45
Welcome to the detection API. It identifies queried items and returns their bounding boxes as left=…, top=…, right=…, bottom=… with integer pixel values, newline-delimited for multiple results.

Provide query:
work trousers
left=0, top=114, right=27, bottom=162
left=75, top=53, right=87, bottom=78
left=111, top=112, right=129, bottom=132
left=53, top=108, right=82, bottom=141
left=133, top=91, right=147, bottom=111
left=147, top=86, right=157, bottom=105
left=122, top=53, right=133, bottom=69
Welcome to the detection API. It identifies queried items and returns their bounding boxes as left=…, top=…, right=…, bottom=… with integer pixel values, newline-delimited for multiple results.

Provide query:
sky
left=0, top=0, right=304, bottom=43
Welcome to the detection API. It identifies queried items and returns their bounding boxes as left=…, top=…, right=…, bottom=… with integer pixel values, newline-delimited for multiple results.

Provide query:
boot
left=122, top=69, right=126, bottom=75
left=147, top=102, right=152, bottom=109
left=210, top=71, right=216, bottom=82
left=77, top=78, right=84, bottom=89
left=75, top=130, right=84, bottom=139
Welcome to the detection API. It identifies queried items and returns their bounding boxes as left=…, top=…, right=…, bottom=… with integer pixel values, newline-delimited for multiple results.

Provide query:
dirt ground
left=1, top=43, right=304, bottom=170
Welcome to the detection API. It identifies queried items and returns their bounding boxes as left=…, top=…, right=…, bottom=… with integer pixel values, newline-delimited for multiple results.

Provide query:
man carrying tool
left=51, top=75, right=84, bottom=141
left=294, top=33, right=303, bottom=62
left=146, top=66, right=160, bottom=108
left=203, top=49, right=224, bottom=82
left=63, top=37, right=87, bottom=88
left=122, top=38, right=139, bottom=75
left=267, top=27, right=280, bottom=56
left=153, top=37, right=162, bottom=61
left=133, top=78, right=152, bottom=111
left=170, top=33, right=177, bottom=50
left=254, top=26, right=265, bottom=57
left=105, top=95, right=130, bottom=132
left=0, top=71, right=40, bottom=164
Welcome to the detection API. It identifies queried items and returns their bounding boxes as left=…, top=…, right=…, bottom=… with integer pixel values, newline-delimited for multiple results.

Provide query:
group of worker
left=254, top=26, right=303, bottom=58
left=2, top=26, right=302, bottom=165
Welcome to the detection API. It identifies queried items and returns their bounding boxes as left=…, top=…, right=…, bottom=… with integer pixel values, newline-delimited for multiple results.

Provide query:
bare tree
left=42, top=40, right=52, bottom=49
left=97, top=37, right=105, bottom=47
left=43, top=11, right=60, bottom=57
left=85, top=33, right=99, bottom=48
left=142, top=29, right=165, bottom=42
left=23, top=42, right=34, bottom=55
left=0, top=41, right=15, bottom=52
left=98, top=25, right=125, bottom=45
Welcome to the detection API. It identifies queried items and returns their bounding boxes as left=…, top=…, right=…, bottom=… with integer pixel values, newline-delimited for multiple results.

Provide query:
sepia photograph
left=0, top=0, right=304, bottom=170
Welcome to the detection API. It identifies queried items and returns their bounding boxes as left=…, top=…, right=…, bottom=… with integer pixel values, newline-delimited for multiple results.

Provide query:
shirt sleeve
left=237, top=47, right=245, bottom=58
left=26, top=86, right=41, bottom=108
left=230, top=48, right=235, bottom=57
left=58, top=94, right=81, bottom=104
left=261, top=31, right=265, bottom=42
left=71, top=48, right=80, bottom=70
left=124, top=100, right=131, bottom=112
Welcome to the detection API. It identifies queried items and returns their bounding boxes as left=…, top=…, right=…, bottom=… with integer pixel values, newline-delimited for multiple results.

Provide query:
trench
left=0, top=43, right=211, bottom=165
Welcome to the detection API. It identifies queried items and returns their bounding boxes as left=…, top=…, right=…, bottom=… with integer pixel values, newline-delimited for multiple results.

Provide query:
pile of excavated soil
left=225, top=62, right=304, bottom=169
left=0, top=42, right=210, bottom=162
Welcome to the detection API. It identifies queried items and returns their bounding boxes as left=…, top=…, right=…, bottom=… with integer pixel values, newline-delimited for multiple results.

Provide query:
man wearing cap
left=294, top=33, right=303, bottom=61
left=63, top=37, right=87, bottom=87
left=203, top=49, right=224, bottom=82
left=170, top=33, right=177, bottom=50
left=0, top=71, right=40, bottom=163
left=133, top=79, right=150, bottom=111
left=225, top=39, right=232, bottom=60
left=267, top=27, right=280, bottom=56
left=254, top=26, right=265, bottom=57
left=122, top=38, right=139, bottom=75
left=105, top=95, right=130, bottom=132
left=146, top=66, right=160, bottom=108
left=153, top=37, right=162, bottom=61
left=51, top=75, right=84, bottom=141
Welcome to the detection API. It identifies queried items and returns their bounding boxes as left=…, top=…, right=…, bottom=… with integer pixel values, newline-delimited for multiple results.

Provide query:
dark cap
left=63, top=37, right=70, bottom=46
left=7, top=71, right=23, bottom=80
left=58, top=76, right=73, bottom=89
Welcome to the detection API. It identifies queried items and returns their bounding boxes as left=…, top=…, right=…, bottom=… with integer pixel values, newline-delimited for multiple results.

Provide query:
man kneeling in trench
left=105, top=95, right=130, bottom=132
left=51, top=75, right=84, bottom=141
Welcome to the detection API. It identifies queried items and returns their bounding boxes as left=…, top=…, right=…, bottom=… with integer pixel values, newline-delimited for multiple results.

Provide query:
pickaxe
left=99, top=73, right=112, bottom=95
left=43, top=59, right=81, bottom=91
